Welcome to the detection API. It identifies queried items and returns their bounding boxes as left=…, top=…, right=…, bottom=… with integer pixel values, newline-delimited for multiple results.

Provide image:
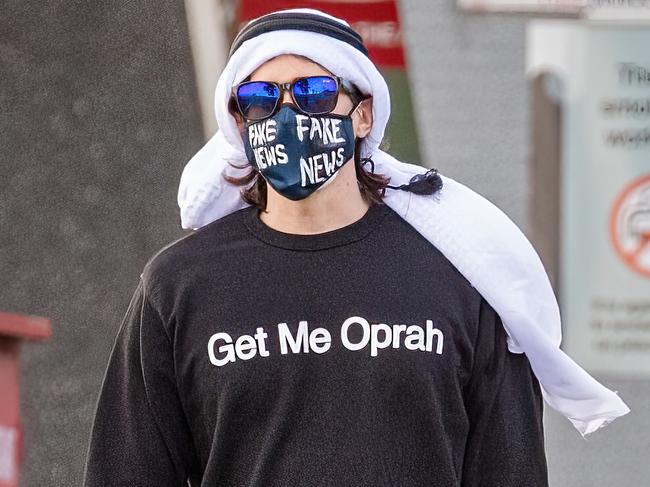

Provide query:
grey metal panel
left=399, top=0, right=529, bottom=230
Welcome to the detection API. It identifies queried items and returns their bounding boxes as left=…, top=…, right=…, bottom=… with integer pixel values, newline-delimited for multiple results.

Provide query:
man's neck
left=259, top=161, right=370, bottom=235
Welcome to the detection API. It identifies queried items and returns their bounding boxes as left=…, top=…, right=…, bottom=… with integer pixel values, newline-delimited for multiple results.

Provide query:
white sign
left=527, top=20, right=650, bottom=377
left=458, top=0, right=585, bottom=13
left=0, top=424, right=17, bottom=482
left=460, top=0, right=650, bottom=17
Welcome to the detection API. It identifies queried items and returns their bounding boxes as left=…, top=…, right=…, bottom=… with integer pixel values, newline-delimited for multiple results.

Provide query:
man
left=84, top=8, right=628, bottom=487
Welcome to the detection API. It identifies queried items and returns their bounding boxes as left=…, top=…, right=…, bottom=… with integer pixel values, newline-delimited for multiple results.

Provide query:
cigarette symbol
left=610, top=176, right=650, bottom=278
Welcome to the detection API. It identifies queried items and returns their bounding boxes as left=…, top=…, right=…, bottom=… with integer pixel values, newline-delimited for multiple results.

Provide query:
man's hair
left=224, top=84, right=391, bottom=211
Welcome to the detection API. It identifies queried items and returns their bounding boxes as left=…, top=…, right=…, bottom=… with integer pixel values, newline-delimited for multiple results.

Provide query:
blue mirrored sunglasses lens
left=237, top=82, right=279, bottom=120
left=292, top=76, right=338, bottom=114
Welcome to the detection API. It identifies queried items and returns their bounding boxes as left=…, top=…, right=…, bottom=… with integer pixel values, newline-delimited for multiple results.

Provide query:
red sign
left=236, top=0, right=406, bottom=68
left=0, top=313, right=52, bottom=487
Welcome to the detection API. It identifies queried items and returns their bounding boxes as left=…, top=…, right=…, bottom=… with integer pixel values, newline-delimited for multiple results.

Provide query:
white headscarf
left=177, top=8, right=629, bottom=436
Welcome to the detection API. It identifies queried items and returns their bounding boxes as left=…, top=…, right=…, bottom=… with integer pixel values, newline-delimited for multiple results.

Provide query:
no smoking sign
left=610, top=174, right=650, bottom=279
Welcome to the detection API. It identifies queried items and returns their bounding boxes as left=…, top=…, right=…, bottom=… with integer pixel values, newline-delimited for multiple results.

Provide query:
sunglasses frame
left=231, top=75, right=359, bottom=122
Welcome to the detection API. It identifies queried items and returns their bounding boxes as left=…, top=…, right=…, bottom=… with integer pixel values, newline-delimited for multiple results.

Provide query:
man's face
left=231, top=54, right=373, bottom=139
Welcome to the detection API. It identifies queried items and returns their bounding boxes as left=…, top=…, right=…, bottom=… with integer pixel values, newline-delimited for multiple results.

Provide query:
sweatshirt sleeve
left=83, top=277, right=199, bottom=486
left=461, top=297, right=549, bottom=487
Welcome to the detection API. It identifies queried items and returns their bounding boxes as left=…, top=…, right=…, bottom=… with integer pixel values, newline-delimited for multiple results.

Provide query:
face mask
left=241, top=104, right=356, bottom=200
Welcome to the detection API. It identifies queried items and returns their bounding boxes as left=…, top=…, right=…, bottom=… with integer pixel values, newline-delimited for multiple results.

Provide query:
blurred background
left=1, top=0, right=649, bottom=485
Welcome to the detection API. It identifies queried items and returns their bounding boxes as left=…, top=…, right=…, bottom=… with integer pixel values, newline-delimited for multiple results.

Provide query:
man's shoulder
left=380, top=202, right=483, bottom=300
left=141, top=207, right=252, bottom=287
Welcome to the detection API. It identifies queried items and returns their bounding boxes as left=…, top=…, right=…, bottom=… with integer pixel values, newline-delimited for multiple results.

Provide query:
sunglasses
left=232, top=75, right=361, bottom=121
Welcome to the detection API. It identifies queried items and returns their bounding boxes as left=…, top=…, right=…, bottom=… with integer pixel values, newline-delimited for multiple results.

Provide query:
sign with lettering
left=458, top=0, right=585, bottom=13
left=459, top=0, right=650, bottom=18
left=527, top=21, right=650, bottom=377
left=237, top=0, right=406, bottom=68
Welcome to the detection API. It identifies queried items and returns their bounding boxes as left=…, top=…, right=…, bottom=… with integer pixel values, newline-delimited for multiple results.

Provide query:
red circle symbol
left=609, top=173, right=650, bottom=279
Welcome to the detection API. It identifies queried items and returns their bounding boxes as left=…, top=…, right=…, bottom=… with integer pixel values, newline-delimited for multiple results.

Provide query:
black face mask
left=241, top=104, right=356, bottom=200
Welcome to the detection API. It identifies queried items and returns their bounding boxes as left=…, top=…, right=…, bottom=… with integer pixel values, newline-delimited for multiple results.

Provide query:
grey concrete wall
left=1, top=2, right=201, bottom=485
left=399, top=1, right=647, bottom=486
left=401, top=1, right=529, bottom=229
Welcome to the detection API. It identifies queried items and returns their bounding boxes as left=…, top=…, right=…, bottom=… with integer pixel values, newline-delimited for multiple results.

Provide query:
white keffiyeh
left=177, top=8, right=630, bottom=436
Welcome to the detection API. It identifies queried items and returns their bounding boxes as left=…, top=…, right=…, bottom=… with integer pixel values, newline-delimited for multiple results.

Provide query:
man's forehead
left=245, top=54, right=334, bottom=83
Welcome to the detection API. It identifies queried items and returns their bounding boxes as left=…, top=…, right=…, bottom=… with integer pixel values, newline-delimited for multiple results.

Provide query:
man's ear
left=229, top=97, right=245, bottom=131
left=353, top=97, right=373, bottom=139
left=233, top=112, right=245, bottom=133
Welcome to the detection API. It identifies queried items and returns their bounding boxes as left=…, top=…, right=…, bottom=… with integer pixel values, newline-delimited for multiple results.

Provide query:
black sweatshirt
left=83, top=201, right=548, bottom=486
